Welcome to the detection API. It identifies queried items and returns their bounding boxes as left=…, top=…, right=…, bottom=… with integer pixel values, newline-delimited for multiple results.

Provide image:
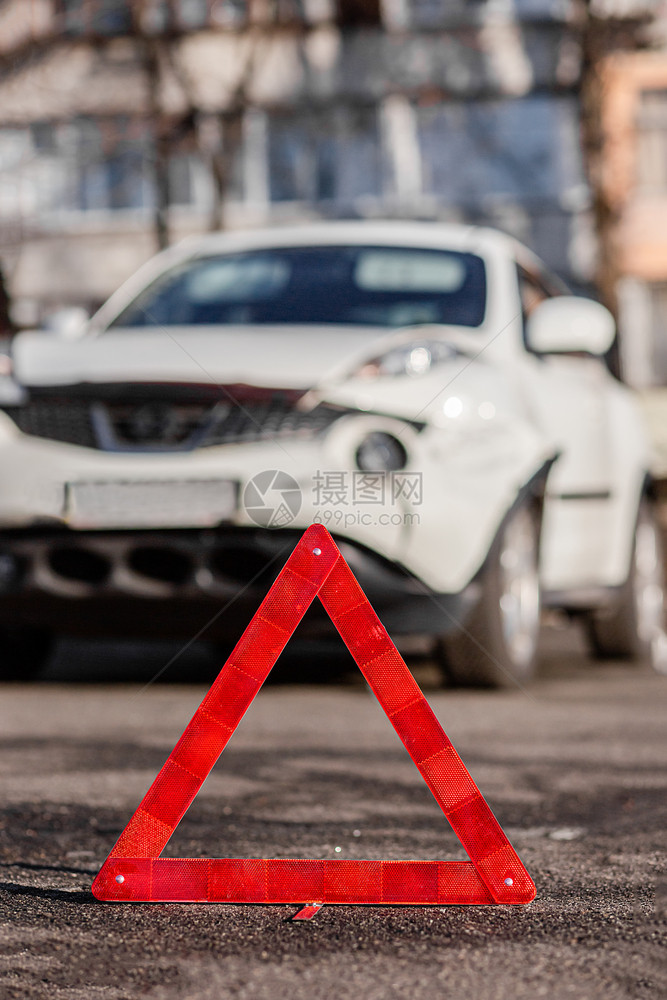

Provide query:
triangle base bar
left=95, top=857, right=506, bottom=904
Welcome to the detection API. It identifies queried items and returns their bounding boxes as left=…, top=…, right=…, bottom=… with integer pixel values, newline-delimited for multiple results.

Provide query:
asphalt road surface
left=0, top=624, right=665, bottom=1000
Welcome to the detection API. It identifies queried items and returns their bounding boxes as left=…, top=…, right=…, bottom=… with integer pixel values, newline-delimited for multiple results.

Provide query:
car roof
left=175, top=220, right=520, bottom=258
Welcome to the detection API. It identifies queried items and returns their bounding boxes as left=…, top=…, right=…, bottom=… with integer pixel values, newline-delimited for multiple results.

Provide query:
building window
left=70, top=118, right=150, bottom=211
left=58, top=0, right=133, bottom=35
left=134, top=0, right=247, bottom=32
left=210, top=0, right=247, bottom=26
left=0, top=117, right=216, bottom=221
left=408, top=0, right=456, bottom=28
left=268, top=108, right=382, bottom=205
left=177, top=0, right=244, bottom=29
left=418, top=96, right=579, bottom=207
left=636, top=89, right=667, bottom=195
left=177, top=0, right=210, bottom=28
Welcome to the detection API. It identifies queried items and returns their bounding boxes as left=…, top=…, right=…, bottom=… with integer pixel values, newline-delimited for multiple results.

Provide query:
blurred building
left=596, top=31, right=667, bottom=475
left=0, top=1, right=608, bottom=314
left=0, top=1, right=663, bottom=360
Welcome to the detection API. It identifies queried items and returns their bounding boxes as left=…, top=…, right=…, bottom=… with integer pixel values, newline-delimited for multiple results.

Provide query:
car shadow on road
left=35, top=629, right=447, bottom=690
left=37, top=635, right=364, bottom=686
left=29, top=617, right=644, bottom=693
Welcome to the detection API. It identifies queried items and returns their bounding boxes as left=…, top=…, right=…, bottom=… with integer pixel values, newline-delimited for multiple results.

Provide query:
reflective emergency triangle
left=92, top=524, right=535, bottom=906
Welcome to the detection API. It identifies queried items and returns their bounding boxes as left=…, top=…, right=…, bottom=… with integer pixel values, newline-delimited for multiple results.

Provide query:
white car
left=0, top=221, right=664, bottom=685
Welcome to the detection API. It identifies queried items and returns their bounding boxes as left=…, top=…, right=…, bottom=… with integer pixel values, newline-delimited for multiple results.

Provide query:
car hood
left=11, top=325, right=395, bottom=390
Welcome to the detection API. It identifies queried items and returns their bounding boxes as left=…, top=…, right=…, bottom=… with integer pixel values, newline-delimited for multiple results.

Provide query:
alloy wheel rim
left=498, top=508, right=541, bottom=671
left=634, top=510, right=665, bottom=645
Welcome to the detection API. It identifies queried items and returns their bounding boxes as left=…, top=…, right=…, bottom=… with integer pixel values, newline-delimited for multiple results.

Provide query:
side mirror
left=526, top=296, right=615, bottom=356
left=44, top=306, right=89, bottom=340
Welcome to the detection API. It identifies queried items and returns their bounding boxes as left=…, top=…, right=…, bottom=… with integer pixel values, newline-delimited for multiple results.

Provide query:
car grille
left=2, top=397, right=345, bottom=451
left=3, top=400, right=97, bottom=448
left=201, top=401, right=341, bottom=446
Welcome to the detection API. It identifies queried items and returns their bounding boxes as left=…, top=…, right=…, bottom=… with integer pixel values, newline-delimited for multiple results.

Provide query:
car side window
left=517, top=263, right=565, bottom=352
left=517, top=265, right=552, bottom=321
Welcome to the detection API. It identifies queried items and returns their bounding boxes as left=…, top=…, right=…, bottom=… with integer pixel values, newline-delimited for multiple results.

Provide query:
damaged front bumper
left=0, top=525, right=477, bottom=641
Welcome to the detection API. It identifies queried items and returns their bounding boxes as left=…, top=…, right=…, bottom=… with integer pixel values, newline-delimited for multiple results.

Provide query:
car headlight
left=354, top=340, right=458, bottom=379
left=0, top=347, right=26, bottom=407
left=356, top=432, right=407, bottom=472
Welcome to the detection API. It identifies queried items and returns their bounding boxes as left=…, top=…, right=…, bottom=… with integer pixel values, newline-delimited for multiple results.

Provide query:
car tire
left=437, top=504, right=541, bottom=688
left=586, top=497, right=665, bottom=666
left=0, top=628, right=53, bottom=681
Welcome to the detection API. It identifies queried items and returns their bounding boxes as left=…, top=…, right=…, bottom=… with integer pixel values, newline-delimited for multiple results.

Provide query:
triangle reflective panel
left=92, top=525, right=535, bottom=908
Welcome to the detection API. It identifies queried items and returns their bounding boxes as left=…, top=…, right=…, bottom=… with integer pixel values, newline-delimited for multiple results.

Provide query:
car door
left=514, top=264, right=616, bottom=594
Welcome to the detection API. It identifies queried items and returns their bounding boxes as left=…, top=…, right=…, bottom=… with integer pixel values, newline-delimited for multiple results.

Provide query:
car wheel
left=0, top=628, right=53, bottom=681
left=437, top=504, right=541, bottom=688
left=586, top=497, right=665, bottom=666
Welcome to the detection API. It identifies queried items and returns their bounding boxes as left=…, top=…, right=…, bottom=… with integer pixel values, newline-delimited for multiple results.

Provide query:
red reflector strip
left=92, top=525, right=535, bottom=907
left=94, top=858, right=494, bottom=905
left=292, top=903, right=324, bottom=921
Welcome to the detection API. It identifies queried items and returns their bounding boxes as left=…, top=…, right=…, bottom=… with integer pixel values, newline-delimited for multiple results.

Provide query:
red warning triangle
left=92, top=525, right=535, bottom=907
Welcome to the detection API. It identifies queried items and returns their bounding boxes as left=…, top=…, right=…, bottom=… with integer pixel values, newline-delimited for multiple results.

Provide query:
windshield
left=110, top=245, right=487, bottom=329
